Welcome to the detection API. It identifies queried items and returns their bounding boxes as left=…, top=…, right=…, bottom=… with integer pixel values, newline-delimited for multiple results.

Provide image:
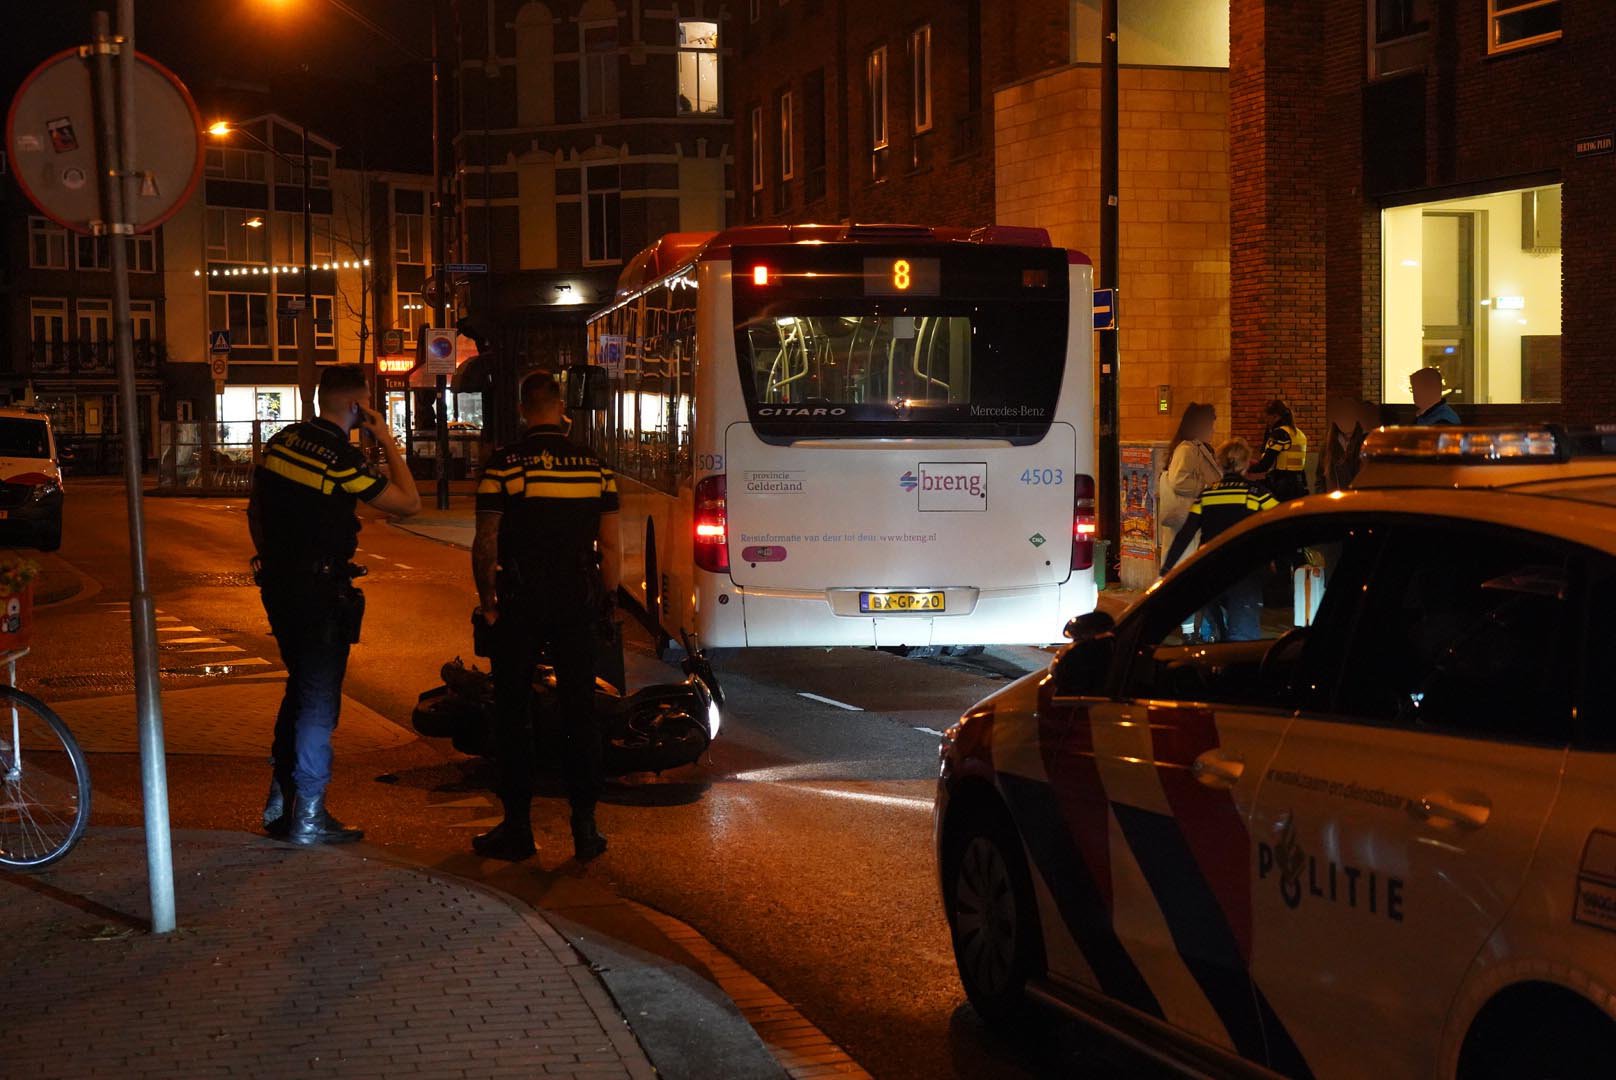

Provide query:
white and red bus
left=583, top=223, right=1097, bottom=649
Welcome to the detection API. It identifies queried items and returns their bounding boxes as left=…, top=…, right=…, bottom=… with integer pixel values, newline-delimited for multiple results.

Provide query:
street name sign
left=446, top=262, right=488, bottom=274
left=1093, top=288, right=1118, bottom=331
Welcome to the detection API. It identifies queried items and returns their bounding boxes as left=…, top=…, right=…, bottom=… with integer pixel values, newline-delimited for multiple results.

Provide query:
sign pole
left=94, top=0, right=176, bottom=933
left=1097, top=0, right=1122, bottom=583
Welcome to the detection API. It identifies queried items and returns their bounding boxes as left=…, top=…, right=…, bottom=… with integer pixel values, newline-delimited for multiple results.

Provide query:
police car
left=936, top=426, right=1616, bottom=1079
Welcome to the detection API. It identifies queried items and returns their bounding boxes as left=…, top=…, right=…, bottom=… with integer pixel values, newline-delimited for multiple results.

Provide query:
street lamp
left=208, top=119, right=318, bottom=420
left=260, top=0, right=453, bottom=509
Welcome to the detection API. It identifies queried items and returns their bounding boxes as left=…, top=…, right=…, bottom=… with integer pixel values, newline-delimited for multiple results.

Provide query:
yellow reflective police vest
left=1271, top=424, right=1308, bottom=472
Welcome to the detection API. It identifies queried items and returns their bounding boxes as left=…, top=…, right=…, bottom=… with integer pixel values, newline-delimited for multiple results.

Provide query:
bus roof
left=609, top=223, right=1091, bottom=303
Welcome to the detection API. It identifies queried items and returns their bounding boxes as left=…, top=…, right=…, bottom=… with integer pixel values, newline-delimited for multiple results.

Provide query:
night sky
left=4, top=0, right=437, bottom=171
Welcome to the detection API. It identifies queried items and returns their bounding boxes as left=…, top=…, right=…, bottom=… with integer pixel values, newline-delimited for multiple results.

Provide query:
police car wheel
left=946, top=814, right=1043, bottom=1025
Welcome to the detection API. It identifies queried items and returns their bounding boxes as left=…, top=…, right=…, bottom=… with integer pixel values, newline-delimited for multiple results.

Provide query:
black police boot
left=571, top=809, right=607, bottom=862
left=262, top=776, right=291, bottom=833
left=471, top=820, right=537, bottom=861
left=283, top=793, right=364, bottom=846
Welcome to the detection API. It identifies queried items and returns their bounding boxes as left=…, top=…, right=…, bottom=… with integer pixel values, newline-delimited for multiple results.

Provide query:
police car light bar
left=1360, top=426, right=1568, bottom=465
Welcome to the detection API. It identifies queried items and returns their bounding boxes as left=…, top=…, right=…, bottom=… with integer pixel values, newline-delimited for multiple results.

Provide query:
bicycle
left=0, top=648, right=91, bottom=870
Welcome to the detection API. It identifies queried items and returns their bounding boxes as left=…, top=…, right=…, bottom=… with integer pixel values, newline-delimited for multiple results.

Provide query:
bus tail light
left=752, top=265, right=770, bottom=286
left=694, top=475, right=730, bottom=573
left=1072, top=474, right=1096, bottom=571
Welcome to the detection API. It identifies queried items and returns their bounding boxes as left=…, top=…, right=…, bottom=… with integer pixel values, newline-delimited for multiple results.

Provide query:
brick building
left=450, top=0, right=732, bottom=437
left=1233, top=0, right=1606, bottom=437
left=731, top=0, right=1070, bottom=228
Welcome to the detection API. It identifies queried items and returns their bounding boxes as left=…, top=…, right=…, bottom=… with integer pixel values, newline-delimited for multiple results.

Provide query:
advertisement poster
left=1119, top=444, right=1159, bottom=565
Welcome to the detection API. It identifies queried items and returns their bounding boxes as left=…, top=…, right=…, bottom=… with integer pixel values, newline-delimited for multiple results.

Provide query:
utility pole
left=94, top=0, right=177, bottom=933
left=1097, top=0, right=1121, bottom=581
left=430, top=0, right=450, bottom=510
left=299, top=122, right=316, bottom=419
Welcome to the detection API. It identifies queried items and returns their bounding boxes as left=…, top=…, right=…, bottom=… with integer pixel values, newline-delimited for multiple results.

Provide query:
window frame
left=866, top=46, right=889, bottom=151
left=129, top=299, right=157, bottom=341
left=131, top=233, right=157, bottom=273
left=76, top=297, right=114, bottom=343
left=749, top=105, right=765, bottom=192
left=777, top=90, right=795, bottom=182
left=676, top=18, right=722, bottom=116
left=1367, top=0, right=1431, bottom=79
left=582, top=165, right=623, bottom=266
left=396, top=291, right=427, bottom=342
left=208, top=291, right=271, bottom=348
left=580, top=19, right=620, bottom=121
left=28, top=217, right=69, bottom=270
left=395, top=209, right=425, bottom=264
left=1487, top=0, right=1561, bottom=56
left=910, top=24, right=933, bottom=134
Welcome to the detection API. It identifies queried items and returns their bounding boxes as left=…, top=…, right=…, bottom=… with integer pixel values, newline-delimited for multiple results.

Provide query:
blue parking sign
left=1093, top=289, right=1117, bottom=331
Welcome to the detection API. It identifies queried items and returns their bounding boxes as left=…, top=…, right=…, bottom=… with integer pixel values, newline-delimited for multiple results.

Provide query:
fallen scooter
left=412, top=624, right=722, bottom=776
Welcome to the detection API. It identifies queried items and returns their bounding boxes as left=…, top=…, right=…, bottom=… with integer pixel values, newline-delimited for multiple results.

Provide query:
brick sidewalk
left=0, top=829, right=654, bottom=1080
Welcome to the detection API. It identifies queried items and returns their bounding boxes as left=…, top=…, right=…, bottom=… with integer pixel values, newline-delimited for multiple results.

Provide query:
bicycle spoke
left=0, top=688, right=89, bottom=869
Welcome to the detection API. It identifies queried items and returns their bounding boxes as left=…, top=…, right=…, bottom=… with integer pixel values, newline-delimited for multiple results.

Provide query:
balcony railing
left=29, top=338, right=164, bottom=376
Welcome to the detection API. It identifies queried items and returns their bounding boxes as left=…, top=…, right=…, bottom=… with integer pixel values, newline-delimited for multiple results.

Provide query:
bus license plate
left=860, top=591, right=945, bottom=613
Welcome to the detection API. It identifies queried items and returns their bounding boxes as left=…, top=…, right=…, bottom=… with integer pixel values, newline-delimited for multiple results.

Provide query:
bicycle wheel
left=0, top=686, right=91, bottom=870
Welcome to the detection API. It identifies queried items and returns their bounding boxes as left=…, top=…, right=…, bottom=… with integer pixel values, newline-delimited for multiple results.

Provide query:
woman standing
left=1157, top=402, right=1221, bottom=573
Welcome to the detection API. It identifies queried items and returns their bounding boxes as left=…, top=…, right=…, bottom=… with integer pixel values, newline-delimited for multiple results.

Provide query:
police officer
left=248, top=365, right=420, bottom=845
left=1248, top=398, right=1310, bottom=501
left=1161, top=439, right=1278, bottom=641
left=471, top=372, right=622, bottom=862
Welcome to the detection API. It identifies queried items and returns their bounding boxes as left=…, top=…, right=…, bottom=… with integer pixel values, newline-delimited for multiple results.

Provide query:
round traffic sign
left=5, top=47, right=203, bottom=235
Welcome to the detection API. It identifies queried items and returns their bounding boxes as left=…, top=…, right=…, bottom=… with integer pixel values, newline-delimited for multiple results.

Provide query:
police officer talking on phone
left=248, top=365, right=420, bottom=845
left=471, top=371, right=621, bottom=862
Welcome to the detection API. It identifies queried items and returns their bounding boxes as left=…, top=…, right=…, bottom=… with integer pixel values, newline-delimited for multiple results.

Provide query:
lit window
left=867, top=47, right=888, bottom=151
left=396, top=292, right=426, bottom=341
left=677, top=20, right=720, bottom=115
left=1489, top=0, right=1560, bottom=54
left=28, top=217, right=68, bottom=269
left=778, top=91, right=794, bottom=181
left=1381, top=184, right=1562, bottom=407
left=205, top=208, right=268, bottom=263
left=910, top=25, right=932, bottom=134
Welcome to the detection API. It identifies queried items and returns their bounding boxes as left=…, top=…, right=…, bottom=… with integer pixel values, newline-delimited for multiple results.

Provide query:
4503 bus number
left=1019, top=468, right=1065, bottom=486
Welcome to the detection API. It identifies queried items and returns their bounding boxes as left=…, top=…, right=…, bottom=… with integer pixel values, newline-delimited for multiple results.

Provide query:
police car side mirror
left=1064, top=610, right=1115, bottom=641
left=1052, top=634, right=1115, bottom=697
left=567, top=365, right=612, bottom=411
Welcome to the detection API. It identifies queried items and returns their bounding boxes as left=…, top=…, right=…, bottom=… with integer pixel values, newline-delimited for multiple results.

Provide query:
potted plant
left=0, top=556, right=41, bottom=650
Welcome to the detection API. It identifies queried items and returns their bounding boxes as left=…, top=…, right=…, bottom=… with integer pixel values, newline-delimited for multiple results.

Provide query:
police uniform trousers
left=490, top=598, right=602, bottom=822
left=261, top=574, right=351, bottom=804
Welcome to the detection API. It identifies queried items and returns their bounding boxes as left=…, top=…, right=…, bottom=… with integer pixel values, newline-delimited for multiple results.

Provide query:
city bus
left=582, top=223, right=1097, bottom=650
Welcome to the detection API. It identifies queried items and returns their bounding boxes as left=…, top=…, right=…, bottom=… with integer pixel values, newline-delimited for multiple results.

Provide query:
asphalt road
left=18, top=479, right=1160, bottom=1080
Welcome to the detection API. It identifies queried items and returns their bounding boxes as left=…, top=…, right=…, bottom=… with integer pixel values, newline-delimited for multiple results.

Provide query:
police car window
left=1123, top=521, right=1373, bottom=710
left=1338, top=527, right=1573, bottom=743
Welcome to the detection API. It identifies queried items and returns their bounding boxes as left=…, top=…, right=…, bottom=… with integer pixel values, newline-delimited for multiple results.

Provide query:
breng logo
left=898, top=471, right=919, bottom=492
left=913, top=463, right=989, bottom=512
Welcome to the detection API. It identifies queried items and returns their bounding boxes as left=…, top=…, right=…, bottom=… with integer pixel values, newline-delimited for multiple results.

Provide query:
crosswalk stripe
left=157, top=626, right=202, bottom=633
left=161, top=637, right=225, bottom=645
left=178, top=645, right=246, bottom=654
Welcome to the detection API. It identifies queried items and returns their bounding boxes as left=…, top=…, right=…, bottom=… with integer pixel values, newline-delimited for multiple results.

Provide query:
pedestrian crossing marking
left=178, top=645, right=246, bottom=654
left=156, top=626, right=202, bottom=633
left=161, top=637, right=225, bottom=645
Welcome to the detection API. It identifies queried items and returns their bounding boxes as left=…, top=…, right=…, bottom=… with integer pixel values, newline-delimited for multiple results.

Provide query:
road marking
left=157, top=626, right=202, bottom=633
left=393, top=562, right=414, bottom=570
left=161, top=637, right=225, bottom=645
left=789, top=785, right=932, bottom=811
left=155, top=616, right=179, bottom=623
left=797, top=692, right=863, bottom=712
left=912, top=726, right=946, bottom=737
left=178, top=645, right=246, bottom=654
left=224, top=658, right=272, bottom=667
left=732, top=761, right=891, bottom=783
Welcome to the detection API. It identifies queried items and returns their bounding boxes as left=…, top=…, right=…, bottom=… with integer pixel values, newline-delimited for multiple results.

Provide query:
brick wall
left=997, top=64, right=1231, bottom=445
left=1229, top=0, right=1326, bottom=449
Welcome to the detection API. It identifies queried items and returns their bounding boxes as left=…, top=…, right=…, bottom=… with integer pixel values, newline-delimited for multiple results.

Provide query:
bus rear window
left=732, top=244, right=1069, bottom=439
left=737, top=304, right=1066, bottom=438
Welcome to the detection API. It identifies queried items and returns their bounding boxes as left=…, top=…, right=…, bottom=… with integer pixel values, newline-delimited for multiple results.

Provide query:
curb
left=349, top=841, right=841, bottom=1080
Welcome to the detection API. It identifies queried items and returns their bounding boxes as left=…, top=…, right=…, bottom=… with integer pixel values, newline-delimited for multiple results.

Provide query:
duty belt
left=252, top=556, right=368, bottom=585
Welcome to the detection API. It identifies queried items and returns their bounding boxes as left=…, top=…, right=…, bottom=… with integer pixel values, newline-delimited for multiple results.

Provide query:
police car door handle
left=1191, top=749, right=1245, bottom=788
left=1413, top=791, right=1491, bottom=830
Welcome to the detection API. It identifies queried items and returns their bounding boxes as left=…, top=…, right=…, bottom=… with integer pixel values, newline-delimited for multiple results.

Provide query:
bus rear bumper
left=708, top=575, right=1098, bottom=648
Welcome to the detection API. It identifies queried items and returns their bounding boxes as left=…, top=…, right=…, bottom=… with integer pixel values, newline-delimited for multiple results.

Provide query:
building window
left=75, top=235, right=110, bottom=271
left=678, top=20, right=721, bottom=115
left=204, top=146, right=267, bottom=182
left=777, top=91, right=795, bottom=181
left=397, top=292, right=427, bottom=342
left=581, top=22, right=619, bottom=120
left=312, top=214, right=334, bottom=261
left=206, top=208, right=268, bottom=263
left=208, top=292, right=270, bottom=347
left=1489, top=0, right=1561, bottom=54
left=395, top=209, right=425, bottom=264
left=28, top=217, right=68, bottom=269
left=867, top=46, right=889, bottom=151
left=77, top=298, right=113, bottom=343
left=129, top=300, right=156, bottom=341
left=1381, top=184, right=1562, bottom=407
left=279, top=296, right=337, bottom=349
left=29, top=299, right=68, bottom=371
left=910, top=25, right=932, bottom=133
left=583, top=165, right=622, bottom=264
left=1370, top=0, right=1430, bottom=77
left=132, top=233, right=157, bottom=273
left=750, top=106, right=764, bottom=192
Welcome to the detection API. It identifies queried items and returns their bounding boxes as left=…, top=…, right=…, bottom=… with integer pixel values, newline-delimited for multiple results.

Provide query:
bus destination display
left=863, top=256, right=941, bottom=296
